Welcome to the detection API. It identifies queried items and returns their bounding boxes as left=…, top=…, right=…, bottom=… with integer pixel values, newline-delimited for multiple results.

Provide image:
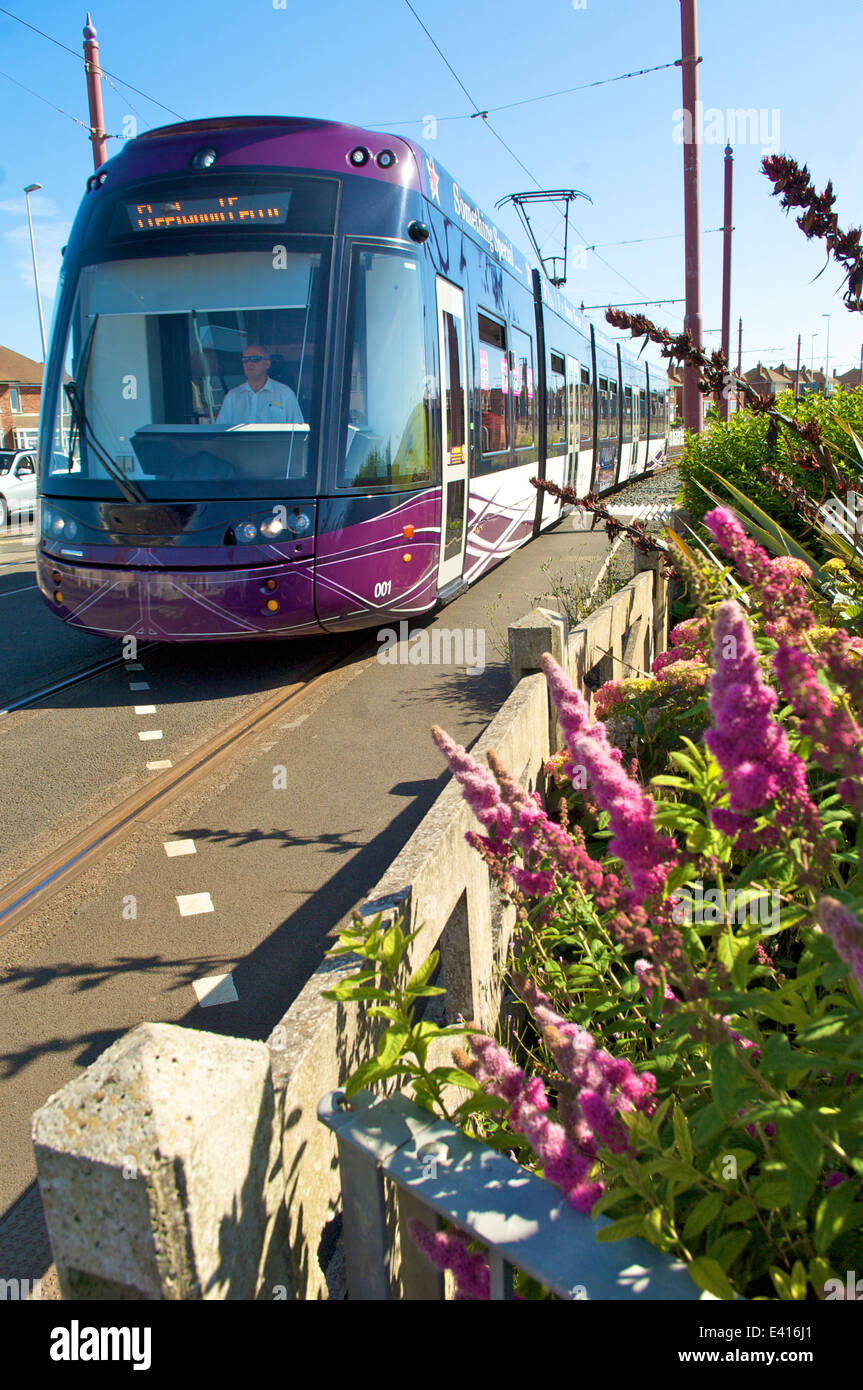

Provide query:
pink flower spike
left=431, top=725, right=512, bottom=842
left=408, top=1220, right=490, bottom=1299
left=817, top=898, right=863, bottom=989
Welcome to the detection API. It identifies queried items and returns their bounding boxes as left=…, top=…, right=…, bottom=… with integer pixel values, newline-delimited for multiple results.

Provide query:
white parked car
left=0, top=450, right=37, bottom=527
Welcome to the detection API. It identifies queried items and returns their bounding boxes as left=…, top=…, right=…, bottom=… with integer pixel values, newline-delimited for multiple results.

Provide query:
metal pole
left=794, top=333, right=801, bottom=402
left=823, top=314, right=831, bottom=393
left=720, top=144, right=733, bottom=421
left=680, top=0, right=703, bottom=434
left=23, top=184, right=47, bottom=361
left=83, top=13, right=107, bottom=170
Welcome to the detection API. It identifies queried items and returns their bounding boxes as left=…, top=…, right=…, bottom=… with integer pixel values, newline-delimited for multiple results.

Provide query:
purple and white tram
left=35, top=116, right=670, bottom=641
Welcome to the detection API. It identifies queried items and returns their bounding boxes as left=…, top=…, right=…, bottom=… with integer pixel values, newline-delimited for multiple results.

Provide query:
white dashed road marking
left=193, top=973, right=238, bottom=1007
left=163, top=839, right=196, bottom=857
left=146, top=759, right=172, bottom=770
left=176, top=892, right=214, bottom=916
left=134, top=704, right=157, bottom=715
left=138, top=730, right=163, bottom=741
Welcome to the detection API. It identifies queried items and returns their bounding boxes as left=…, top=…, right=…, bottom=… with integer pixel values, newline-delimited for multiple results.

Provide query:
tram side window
left=598, top=377, right=609, bottom=439
left=512, top=327, right=535, bottom=456
left=609, top=379, right=619, bottom=439
left=580, top=366, right=592, bottom=445
left=548, top=352, right=566, bottom=457
left=639, top=389, right=647, bottom=440
left=623, top=386, right=633, bottom=442
left=442, top=309, right=466, bottom=458
left=477, top=311, right=509, bottom=470
left=338, top=249, right=430, bottom=488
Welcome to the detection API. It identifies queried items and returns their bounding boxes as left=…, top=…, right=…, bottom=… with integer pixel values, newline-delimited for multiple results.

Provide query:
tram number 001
left=374, top=580, right=392, bottom=599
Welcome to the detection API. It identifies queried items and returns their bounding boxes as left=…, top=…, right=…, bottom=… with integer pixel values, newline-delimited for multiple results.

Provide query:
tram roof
left=112, top=115, right=665, bottom=381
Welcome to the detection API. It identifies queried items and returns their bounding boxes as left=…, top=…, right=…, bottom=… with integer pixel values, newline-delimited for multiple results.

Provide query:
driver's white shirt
left=216, top=377, right=303, bottom=426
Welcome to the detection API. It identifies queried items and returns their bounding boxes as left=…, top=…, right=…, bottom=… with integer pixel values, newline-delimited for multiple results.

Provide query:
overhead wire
left=0, top=4, right=185, bottom=120
left=368, top=56, right=679, bottom=126
left=401, top=0, right=681, bottom=322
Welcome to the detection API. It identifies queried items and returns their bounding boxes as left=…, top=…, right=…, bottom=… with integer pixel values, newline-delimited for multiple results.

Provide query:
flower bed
left=328, top=504, right=863, bottom=1302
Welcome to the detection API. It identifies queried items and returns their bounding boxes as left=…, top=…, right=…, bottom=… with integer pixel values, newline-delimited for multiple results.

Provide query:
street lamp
left=822, top=313, right=831, bottom=393
left=24, top=183, right=47, bottom=361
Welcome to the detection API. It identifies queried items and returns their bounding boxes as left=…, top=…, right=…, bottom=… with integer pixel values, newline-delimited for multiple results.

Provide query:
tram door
left=436, top=278, right=469, bottom=590
left=566, top=355, right=579, bottom=490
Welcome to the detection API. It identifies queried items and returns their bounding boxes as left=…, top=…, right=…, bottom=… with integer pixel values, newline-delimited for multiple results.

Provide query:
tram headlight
left=348, top=146, right=370, bottom=168
left=52, top=516, right=65, bottom=535
left=259, top=514, right=286, bottom=539
left=287, top=510, right=311, bottom=535
left=237, top=522, right=259, bottom=542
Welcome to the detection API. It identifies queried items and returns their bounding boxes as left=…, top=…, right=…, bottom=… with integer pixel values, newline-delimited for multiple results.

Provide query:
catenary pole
left=720, top=144, right=733, bottom=421
left=680, top=0, right=703, bottom=434
left=83, top=13, right=107, bottom=169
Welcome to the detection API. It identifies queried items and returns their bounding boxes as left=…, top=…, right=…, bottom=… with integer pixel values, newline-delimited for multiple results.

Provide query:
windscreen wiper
left=66, top=314, right=148, bottom=504
left=64, top=379, right=147, bottom=505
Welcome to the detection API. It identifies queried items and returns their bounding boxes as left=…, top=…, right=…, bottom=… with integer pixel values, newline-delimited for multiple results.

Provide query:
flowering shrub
left=327, top=508, right=863, bottom=1302
left=586, top=617, right=711, bottom=780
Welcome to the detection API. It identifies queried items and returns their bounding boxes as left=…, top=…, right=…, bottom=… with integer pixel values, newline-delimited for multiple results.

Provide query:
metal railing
left=318, top=1089, right=707, bottom=1301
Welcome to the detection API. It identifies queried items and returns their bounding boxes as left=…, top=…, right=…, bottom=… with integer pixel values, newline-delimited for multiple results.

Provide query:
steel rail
left=0, top=644, right=158, bottom=717
left=0, top=636, right=372, bottom=937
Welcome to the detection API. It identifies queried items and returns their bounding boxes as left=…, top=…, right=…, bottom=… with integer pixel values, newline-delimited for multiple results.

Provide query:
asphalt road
left=0, top=513, right=612, bottom=1278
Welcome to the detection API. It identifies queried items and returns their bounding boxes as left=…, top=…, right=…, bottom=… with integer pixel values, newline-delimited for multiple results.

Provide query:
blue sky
left=1, top=0, right=861, bottom=378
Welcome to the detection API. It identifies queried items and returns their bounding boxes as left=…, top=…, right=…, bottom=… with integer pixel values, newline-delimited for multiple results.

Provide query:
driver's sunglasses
left=242, top=355, right=267, bottom=363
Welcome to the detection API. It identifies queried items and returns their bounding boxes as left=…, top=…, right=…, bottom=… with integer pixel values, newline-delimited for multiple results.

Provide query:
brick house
left=743, top=362, right=794, bottom=401
left=0, top=345, right=44, bottom=450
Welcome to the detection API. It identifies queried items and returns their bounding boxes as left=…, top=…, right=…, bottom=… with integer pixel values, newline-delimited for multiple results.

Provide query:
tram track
left=0, top=633, right=372, bottom=938
left=0, top=644, right=159, bottom=717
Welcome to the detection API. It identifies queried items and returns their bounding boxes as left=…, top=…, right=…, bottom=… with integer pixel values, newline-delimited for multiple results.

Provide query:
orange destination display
left=123, top=193, right=292, bottom=231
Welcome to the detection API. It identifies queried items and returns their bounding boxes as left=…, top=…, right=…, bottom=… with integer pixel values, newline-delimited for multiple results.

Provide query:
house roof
left=0, top=345, right=44, bottom=385
left=836, top=366, right=863, bottom=386
left=743, top=362, right=793, bottom=385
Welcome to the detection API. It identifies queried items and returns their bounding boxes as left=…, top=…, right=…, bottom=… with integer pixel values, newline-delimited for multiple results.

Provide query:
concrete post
left=508, top=605, right=566, bottom=688
left=31, top=1023, right=289, bottom=1300
left=634, top=550, right=670, bottom=663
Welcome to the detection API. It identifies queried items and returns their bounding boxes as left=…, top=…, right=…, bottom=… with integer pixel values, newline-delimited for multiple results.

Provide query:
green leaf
left=789, top=1167, right=815, bottom=1217
left=687, top=1256, right=736, bottom=1301
left=377, top=1025, right=410, bottom=1068
left=776, top=1108, right=823, bottom=1180
left=343, top=1057, right=395, bottom=1098
left=708, top=1228, right=751, bottom=1269
left=711, top=1042, right=743, bottom=1120
left=814, top=1181, right=858, bottom=1254
left=380, top=922, right=406, bottom=974
left=428, top=1066, right=478, bottom=1091
left=406, top=952, right=439, bottom=993
left=683, top=1193, right=724, bottom=1241
left=673, top=1106, right=694, bottom=1165
left=595, top=1215, right=647, bottom=1243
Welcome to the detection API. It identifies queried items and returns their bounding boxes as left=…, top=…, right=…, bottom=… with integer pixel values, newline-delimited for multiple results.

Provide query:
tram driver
left=216, top=345, right=304, bottom=426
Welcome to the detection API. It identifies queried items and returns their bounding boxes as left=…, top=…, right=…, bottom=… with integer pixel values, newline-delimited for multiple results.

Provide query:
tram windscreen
left=46, top=248, right=327, bottom=499
left=337, top=248, right=431, bottom=489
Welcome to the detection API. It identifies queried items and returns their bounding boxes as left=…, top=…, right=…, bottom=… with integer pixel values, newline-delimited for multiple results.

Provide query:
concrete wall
left=30, top=549, right=670, bottom=1300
